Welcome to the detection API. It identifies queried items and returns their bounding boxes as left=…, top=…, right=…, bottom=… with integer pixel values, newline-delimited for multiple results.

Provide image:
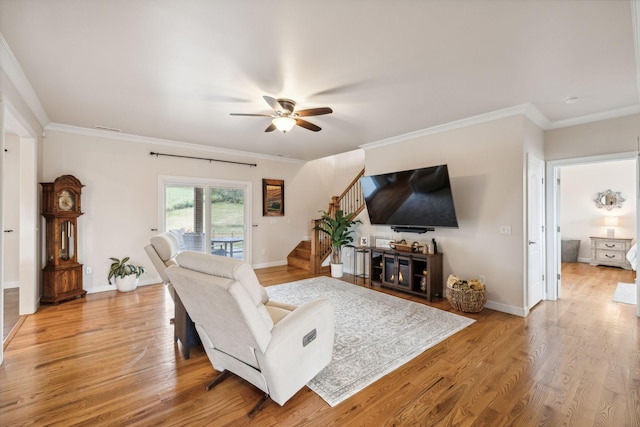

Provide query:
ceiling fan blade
left=263, top=96, right=282, bottom=112
left=264, top=96, right=297, bottom=114
left=265, top=123, right=276, bottom=132
left=295, top=107, right=333, bottom=117
left=229, top=113, right=273, bottom=117
left=295, top=118, right=321, bottom=132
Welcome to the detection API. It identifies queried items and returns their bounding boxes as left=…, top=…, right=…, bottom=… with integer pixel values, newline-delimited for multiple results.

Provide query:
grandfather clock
left=41, top=175, right=87, bottom=304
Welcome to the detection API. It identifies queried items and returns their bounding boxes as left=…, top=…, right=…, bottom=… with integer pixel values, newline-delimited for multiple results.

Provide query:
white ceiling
left=1, top=0, right=639, bottom=161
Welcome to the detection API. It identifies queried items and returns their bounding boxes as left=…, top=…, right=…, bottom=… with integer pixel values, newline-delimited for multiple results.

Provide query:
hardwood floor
left=0, top=263, right=638, bottom=426
left=2, top=288, right=20, bottom=344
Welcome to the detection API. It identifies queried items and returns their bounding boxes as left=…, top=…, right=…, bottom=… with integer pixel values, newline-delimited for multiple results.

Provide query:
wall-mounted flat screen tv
left=360, top=164, right=459, bottom=233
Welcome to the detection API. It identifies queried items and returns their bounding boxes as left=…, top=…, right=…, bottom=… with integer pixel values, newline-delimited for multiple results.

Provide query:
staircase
left=287, top=169, right=365, bottom=273
left=287, top=240, right=312, bottom=270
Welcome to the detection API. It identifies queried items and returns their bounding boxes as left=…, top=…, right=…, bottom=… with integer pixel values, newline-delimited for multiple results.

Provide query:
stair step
left=299, top=240, right=311, bottom=250
left=287, top=240, right=313, bottom=271
left=293, top=247, right=311, bottom=258
left=287, top=255, right=310, bottom=270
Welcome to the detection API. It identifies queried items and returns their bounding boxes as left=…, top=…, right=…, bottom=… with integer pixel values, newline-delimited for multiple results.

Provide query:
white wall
left=300, top=150, right=365, bottom=210
left=41, top=129, right=332, bottom=293
left=2, top=133, right=19, bottom=287
left=362, top=115, right=532, bottom=315
left=561, top=160, right=636, bottom=261
left=545, top=113, right=640, bottom=160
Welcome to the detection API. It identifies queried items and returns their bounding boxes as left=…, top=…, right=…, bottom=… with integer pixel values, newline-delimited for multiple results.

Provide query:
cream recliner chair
left=144, top=232, right=180, bottom=301
left=166, top=251, right=334, bottom=417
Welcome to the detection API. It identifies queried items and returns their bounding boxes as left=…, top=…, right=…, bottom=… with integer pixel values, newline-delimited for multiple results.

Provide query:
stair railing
left=328, top=169, right=366, bottom=219
left=309, top=168, right=365, bottom=273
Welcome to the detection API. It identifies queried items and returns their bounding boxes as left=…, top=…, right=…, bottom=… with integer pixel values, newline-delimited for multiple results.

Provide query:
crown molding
left=44, top=123, right=305, bottom=165
left=0, top=32, right=50, bottom=128
left=545, top=104, right=640, bottom=130
left=360, top=101, right=640, bottom=152
left=3, top=96, right=37, bottom=138
left=360, top=103, right=549, bottom=151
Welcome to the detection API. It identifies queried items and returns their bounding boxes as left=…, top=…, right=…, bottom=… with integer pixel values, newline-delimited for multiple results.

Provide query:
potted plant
left=108, top=257, right=145, bottom=292
left=314, top=209, right=361, bottom=278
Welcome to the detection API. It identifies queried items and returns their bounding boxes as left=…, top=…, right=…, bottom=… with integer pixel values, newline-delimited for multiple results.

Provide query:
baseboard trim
left=252, top=260, right=288, bottom=269
left=484, top=300, right=526, bottom=317
left=3, top=281, right=20, bottom=289
left=86, top=278, right=162, bottom=295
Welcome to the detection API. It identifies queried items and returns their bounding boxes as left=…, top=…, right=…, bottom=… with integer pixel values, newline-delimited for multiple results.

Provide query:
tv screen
left=360, top=164, right=459, bottom=232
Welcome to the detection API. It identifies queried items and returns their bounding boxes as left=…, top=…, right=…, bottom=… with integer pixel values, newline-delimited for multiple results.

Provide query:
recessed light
left=563, top=96, right=579, bottom=104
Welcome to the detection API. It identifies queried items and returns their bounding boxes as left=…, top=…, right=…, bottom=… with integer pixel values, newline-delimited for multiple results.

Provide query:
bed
left=626, top=243, right=637, bottom=271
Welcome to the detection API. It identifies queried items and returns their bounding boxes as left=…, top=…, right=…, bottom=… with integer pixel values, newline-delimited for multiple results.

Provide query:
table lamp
left=604, top=216, right=618, bottom=238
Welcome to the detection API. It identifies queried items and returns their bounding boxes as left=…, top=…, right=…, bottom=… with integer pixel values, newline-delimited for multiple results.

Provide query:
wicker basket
left=446, top=281, right=487, bottom=313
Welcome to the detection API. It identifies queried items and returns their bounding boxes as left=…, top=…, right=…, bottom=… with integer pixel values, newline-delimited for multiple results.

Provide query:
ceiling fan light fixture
left=273, top=116, right=296, bottom=133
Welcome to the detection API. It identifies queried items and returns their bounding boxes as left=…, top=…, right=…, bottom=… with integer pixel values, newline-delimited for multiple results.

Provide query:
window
left=160, top=176, right=251, bottom=262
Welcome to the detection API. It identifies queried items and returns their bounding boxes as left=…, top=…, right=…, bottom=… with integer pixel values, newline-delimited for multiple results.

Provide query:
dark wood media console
left=369, top=248, right=443, bottom=301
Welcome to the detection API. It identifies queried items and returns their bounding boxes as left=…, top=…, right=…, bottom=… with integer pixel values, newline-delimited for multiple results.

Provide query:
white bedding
left=627, top=243, right=637, bottom=271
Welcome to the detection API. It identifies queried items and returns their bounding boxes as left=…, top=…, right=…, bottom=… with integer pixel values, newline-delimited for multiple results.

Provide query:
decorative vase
left=115, top=275, right=138, bottom=292
left=331, top=263, right=344, bottom=278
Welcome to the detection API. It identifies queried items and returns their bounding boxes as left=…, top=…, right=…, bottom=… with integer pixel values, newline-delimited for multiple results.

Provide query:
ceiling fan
left=230, top=96, right=333, bottom=134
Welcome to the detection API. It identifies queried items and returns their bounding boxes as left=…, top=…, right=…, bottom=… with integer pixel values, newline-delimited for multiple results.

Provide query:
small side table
left=353, top=247, right=370, bottom=285
left=174, top=293, right=201, bottom=359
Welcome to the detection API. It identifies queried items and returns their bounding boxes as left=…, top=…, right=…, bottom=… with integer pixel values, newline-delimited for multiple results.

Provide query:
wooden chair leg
left=247, top=393, right=270, bottom=419
left=205, top=370, right=231, bottom=391
left=204, top=370, right=269, bottom=418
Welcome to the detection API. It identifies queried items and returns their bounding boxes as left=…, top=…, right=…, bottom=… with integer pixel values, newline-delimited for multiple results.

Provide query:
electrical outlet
left=499, top=225, right=511, bottom=235
left=86, top=266, right=92, bottom=274
left=478, top=275, right=486, bottom=284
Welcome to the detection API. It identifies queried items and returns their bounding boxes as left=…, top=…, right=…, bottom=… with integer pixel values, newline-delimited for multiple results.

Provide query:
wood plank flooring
left=0, top=263, right=638, bottom=426
left=3, top=288, right=20, bottom=344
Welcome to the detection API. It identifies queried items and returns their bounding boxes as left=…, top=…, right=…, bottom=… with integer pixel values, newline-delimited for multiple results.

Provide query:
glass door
left=162, top=178, right=250, bottom=261
left=164, top=185, right=206, bottom=252
left=210, top=187, right=245, bottom=259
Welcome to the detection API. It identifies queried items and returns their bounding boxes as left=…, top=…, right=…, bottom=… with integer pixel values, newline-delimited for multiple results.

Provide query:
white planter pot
left=115, top=275, right=138, bottom=292
left=331, top=263, right=344, bottom=278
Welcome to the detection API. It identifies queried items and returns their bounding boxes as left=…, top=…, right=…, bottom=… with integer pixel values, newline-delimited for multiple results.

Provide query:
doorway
left=1, top=101, right=39, bottom=359
left=3, top=134, right=21, bottom=342
left=160, top=176, right=251, bottom=262
left=546, top=153, right=639, bottom=317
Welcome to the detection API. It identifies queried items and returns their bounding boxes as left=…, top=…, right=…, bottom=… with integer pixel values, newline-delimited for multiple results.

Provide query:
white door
left=527, top=154, right=545, bottom=309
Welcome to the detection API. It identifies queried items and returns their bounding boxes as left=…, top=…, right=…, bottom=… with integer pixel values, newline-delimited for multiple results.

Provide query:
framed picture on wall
left=262, top=179, right=284, bottom=216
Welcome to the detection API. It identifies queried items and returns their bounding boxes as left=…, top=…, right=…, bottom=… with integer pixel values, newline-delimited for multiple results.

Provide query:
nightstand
left=589, top=237, right=633, bottom=270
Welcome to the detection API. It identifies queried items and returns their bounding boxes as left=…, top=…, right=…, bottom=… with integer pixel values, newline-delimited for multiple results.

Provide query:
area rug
left=266, top=277, right=475, bottom=407
left=613, top=282, right=637, bottom=305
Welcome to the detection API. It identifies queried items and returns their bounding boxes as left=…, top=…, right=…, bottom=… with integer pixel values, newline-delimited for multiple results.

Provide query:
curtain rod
left=149, top=151, right=257, bottom=167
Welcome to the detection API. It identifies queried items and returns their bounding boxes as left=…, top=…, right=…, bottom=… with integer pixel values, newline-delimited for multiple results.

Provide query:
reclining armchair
left=166, top=251, right=334, bottom=416
left=144, top=232, right=180, bottom=301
